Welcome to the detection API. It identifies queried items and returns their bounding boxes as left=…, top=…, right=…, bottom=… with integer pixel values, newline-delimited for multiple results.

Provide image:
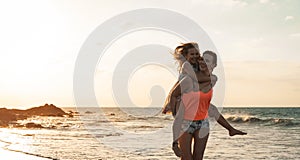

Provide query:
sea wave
left=225, top=115, right=299, bottom=126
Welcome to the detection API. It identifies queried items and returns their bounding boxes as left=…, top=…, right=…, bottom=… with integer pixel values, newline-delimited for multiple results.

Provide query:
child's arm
left=182, top=61, right=211, bottom=83
left=181, top=61, right=198, bottom=82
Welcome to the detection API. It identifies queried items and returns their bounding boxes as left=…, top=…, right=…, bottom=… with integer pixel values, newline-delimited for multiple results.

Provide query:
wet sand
left=0, top=148, right=51, bottom=160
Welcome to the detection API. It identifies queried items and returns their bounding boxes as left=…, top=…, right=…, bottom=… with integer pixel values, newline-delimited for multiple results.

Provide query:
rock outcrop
left=0, top=108, right=17, bottom=127
left=0, top=104, right=70, bottom=127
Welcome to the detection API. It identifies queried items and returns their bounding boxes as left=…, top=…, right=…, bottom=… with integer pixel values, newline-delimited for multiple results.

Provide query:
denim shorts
left=181, top=119, right=210, bottom=134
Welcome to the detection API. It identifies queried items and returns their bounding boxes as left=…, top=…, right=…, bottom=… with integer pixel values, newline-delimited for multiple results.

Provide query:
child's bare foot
left=172, top=142, right=182, bottom=157
left=229, top=128, right=247, bottom=136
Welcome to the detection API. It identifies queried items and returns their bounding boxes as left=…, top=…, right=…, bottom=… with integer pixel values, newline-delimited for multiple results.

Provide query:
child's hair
left=203, top=50, right=217, bottom=65
left=173, top=42, right=199, bottom=69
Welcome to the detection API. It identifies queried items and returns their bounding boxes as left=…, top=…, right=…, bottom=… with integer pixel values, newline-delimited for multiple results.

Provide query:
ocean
left=0, top=107, right=299, bottom=160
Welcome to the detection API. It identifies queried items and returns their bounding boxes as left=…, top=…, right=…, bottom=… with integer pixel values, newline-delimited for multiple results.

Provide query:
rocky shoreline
left=0, top=104, right=72, bottom=127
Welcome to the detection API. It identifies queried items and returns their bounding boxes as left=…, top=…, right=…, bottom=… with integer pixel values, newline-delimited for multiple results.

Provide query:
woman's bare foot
left=229, top=128, right=247, bottom=136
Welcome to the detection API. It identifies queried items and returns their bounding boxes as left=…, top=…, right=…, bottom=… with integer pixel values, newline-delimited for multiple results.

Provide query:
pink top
left=182, top=89, right=213, bottom=120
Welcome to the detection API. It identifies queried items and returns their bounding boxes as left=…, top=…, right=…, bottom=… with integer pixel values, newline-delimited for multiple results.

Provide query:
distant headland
left=0, top=103, right=72, bottom=127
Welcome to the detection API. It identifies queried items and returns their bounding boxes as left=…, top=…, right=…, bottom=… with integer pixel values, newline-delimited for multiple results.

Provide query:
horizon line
left=2, top=104, right=300, bottom=109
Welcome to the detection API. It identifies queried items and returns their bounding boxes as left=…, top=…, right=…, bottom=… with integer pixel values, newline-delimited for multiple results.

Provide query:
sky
left=0, top=0, right=299, bottom=108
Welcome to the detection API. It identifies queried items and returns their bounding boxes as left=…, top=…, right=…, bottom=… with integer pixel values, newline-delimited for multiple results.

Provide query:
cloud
left=285, top=16, right=294, bottom=21
left=191, top=0, right=248, bottom=8
left=259, top=0, right=270, bottom=4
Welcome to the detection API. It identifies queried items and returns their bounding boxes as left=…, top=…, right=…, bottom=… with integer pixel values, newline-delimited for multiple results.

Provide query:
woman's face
left=186, top=48, right=199, bottom=64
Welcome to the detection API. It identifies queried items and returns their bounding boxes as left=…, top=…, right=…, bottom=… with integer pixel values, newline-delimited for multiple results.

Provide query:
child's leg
left=173, top=100, right=184, bottom=141
left=208, top=104, right=247, bottom=136
left=162, top=81, right=180, bottom=114
left=172, top=100, right=185, bottom=157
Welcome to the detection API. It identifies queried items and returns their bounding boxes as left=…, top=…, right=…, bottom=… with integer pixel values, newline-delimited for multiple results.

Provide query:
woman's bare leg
left=178, top=132, right=193, bottom=160
left=193, top=128, right=209, bottom=160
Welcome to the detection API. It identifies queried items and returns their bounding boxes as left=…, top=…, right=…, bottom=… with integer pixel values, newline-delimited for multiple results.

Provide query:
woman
left=166, top=42, right=212, bottom=159
left=178, top=56, right=212, bottom=160
left=164, top=43, right=246, bottom=159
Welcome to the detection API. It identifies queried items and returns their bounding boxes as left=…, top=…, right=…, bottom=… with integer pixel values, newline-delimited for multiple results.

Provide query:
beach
left=0, top=142, right=50, bottom=160
left=0, top=107, right=299, bottom=159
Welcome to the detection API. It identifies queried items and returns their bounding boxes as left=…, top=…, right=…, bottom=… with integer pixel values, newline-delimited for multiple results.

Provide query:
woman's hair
left=173, top=42, right=200, bottom=69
